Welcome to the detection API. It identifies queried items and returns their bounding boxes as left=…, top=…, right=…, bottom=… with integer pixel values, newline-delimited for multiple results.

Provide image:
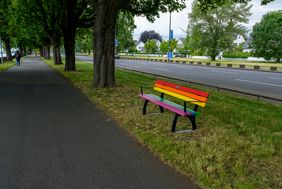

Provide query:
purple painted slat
left=139, top=94, right=191, bottom=116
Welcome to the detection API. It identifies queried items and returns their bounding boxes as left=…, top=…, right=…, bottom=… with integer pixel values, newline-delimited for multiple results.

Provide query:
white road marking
left=267, top=76, right=282, bottom=80
left=236, top=79, right=282, bottom=88
left=211, top=70, right=237, bottom=74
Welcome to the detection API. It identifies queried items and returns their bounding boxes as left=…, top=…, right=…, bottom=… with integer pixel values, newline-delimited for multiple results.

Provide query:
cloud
left=133, top=0, right=282, bottom=40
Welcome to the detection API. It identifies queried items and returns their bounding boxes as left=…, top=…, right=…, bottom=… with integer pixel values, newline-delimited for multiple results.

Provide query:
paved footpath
left=0, top=57, right=199, bottom=189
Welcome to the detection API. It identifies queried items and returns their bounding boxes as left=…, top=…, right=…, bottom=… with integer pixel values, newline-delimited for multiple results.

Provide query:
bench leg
left=159, top=106, right=164, bottom=113
left=171, top=113, right=180, bottom=132
left=189, top=116, right=197, bottom=130
left=143, top=100, right=149, bottom=115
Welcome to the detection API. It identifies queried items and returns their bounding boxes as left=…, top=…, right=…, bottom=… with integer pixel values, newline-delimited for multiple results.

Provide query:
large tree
left=252, top=10, right=282, bottom=62
left=139, top=30, right=162, bottom=43
left=189, top=0, right=251, bottom=61
left=93, top=0, right=186, bottom=88
left=61, top=0, right=95, bottom=70
left=0, top=0, right=13, bottom=61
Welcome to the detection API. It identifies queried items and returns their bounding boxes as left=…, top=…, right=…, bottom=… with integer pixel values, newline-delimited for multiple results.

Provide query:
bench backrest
left=153, top=80, right=209, bottom=107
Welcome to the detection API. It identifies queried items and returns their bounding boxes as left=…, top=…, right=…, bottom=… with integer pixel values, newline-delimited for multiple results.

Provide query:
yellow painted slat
left=154, top=87, right=206, bottom=107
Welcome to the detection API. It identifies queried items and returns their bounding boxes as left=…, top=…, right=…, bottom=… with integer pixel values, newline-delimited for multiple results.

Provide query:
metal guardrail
left=120, top=56, right=282, bottom=73
left=116, top=66, right=282, bottom=104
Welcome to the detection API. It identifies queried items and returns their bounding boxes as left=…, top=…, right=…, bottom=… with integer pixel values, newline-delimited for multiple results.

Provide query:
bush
left=223, top=52, right=250, bottom=58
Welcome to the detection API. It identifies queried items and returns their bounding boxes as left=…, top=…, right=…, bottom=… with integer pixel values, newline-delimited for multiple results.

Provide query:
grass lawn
left=0, top=61, right=15, bottom=72
left=122, top=55, right=282, bottom=71
left=46, top=60, right=282, bottom=189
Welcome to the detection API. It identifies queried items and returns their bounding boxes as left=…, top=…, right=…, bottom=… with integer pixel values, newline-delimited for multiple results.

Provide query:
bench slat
left=139, top=94, right=196, bottom=116
left=155, top=83, right=207, bottom=102
left=142, top=94, right=199, bottom=116
left=156, top=80, right=209, bottom=98
left=154, top=87, right=206, bottom=107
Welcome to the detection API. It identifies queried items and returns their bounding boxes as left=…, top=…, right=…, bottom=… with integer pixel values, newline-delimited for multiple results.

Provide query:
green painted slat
left=146, top=94, right=200, bottom=116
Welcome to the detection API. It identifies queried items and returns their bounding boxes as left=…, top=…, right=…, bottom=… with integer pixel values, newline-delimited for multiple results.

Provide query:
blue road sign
left=167, top=51, right=173, bottom=59
left=115, top=39, right=118, bottom=47
left=169, top=30, right=173, bottom=40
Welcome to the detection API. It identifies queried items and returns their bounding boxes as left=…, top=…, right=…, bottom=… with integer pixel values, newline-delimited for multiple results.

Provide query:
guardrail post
left=270, top=66, right=277, bottom=71
left=254, top=65, right=260, bottom=70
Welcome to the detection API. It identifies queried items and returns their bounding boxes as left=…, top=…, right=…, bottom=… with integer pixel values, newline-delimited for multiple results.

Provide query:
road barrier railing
left=120, top=56, right=281, bottom=73
left=116, top=66, right=282, bottom=104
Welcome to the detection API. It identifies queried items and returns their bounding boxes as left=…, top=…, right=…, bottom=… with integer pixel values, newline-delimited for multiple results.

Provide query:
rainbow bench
left=138, top=80, right=209, bottom=132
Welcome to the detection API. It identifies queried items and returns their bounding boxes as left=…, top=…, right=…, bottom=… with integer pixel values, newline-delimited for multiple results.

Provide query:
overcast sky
left=133, top=0, right=282, bottom=40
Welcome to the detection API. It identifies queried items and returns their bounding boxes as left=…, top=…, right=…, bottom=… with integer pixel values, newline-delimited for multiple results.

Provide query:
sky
left=133, top=0, right=282, bottom=41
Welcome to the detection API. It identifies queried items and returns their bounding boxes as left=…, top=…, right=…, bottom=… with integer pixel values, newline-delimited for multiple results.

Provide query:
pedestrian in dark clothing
left=15, top=50, right=21, bottom=66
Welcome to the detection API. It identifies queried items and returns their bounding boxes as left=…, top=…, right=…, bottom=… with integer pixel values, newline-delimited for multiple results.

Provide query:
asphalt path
left=0, top=57, right=198, bottom=189
left=76, top=55, right=282, bottom=100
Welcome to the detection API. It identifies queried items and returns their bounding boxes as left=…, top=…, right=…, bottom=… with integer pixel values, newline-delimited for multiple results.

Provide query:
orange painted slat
left=155, top=83, right=207, bottom=102
left=156, top=80, right=209, bottom=98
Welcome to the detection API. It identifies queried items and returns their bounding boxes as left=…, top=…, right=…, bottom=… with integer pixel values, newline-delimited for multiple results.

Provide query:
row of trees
left=116, top=1, right=281, bottom=63
left=188, top=0, right=281, bottom=62
left=0, top=0, right=277, bottom=88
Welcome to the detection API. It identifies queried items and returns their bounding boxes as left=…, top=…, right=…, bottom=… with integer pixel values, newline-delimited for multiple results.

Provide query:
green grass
left=46, top=60, right=282, bottom=189
left=0, top=61, right=15, bottom=72
left=122, top=55, right=282, bottom=71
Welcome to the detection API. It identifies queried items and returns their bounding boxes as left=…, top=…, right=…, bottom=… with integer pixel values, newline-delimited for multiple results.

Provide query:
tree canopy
left=189, top=0, right=251, bottom=60
left=139, top=30, right=162, bottom=43
left=252, top=10, right=282, bottom=62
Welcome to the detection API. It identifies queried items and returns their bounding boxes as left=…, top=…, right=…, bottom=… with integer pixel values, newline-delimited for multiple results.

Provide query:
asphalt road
left=0, top=57, right=198, bottom=189
left=76, top=56, right=282, bottom=100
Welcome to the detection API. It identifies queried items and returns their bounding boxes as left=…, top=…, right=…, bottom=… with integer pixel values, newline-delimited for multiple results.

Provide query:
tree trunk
left=93, top=1, right=118, bottom=88
left=63, top=0, right=76, bottom=71
left=40, top=47, right=43, bottom=57
left=44, top=45, right=51, bottom=59
left=63, top=30, right=76, bottom=70
left=4, top=38, right=12, bottom=61
left=52, top=37, right=62, bottom=65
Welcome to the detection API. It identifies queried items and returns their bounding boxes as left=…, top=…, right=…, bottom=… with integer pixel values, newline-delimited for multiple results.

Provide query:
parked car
left=174, top=54, right=186, bottom=58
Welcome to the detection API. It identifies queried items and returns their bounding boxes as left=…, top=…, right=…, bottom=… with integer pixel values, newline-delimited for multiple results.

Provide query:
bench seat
left=138, top=80, right=209, bottom=132
left=138, top=94, right=198, bottom=116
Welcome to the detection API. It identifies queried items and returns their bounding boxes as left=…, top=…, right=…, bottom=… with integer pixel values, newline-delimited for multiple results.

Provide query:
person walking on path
left=15, top=50, right=21, bottom=66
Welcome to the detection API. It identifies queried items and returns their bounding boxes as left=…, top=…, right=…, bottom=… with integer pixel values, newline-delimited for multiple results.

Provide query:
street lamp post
left=168, top=12, right=173, bottom=61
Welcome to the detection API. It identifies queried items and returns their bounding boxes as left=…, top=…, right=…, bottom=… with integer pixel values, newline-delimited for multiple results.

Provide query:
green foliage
left=160, top=40, right=169, bottom=53
left=139, top=30, right=162, bottom=43
left=76, top=28, right=93, bottom=54
left=144, top=39, right=158, bottom=54
left=119, top=0, right=186, bottom=22
left=189, top=0, right=251, bottom=60
left=252, top=10, right=282, bottom=62
left=116, top=11, right=136, bottom=53
left=223, top=52, right=250, bottom=58
left=169, top=39, right=177, bottom=51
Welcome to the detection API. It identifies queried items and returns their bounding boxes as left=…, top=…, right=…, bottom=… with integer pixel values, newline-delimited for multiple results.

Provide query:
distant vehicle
left=174, top=54, right=186, bottom=58
left=114, top=54, right=120, bottom=59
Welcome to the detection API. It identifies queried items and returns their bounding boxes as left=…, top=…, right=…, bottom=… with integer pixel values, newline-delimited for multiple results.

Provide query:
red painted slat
left=156, top=80, right=209, bottom=98
left=139, top=94, right=192, bottom=116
